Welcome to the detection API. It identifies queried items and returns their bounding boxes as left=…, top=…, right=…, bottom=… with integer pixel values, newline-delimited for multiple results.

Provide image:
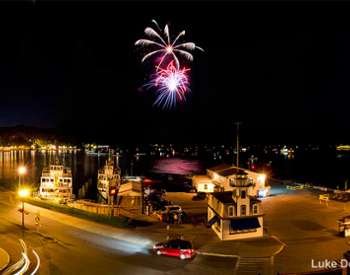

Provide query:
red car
left=153, top=239, right=195, bottom=260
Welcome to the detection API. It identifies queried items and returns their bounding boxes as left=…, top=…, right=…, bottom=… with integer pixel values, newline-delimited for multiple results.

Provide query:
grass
left=24, top=197, right=132, bottom=228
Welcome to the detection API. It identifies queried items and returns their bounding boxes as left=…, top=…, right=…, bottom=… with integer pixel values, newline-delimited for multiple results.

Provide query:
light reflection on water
left=0, top=151, right=204, bottom=198
left=0, top=151, right=98, bottom=194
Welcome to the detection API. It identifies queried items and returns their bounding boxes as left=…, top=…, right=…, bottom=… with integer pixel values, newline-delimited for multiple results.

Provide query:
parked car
left=192, top=192, right=206, bottom=201
left=151, top=199, right=171, bottom=211
left=153, top=239, right=195, bottom=260
left=161, top=205, right=183, bottom=214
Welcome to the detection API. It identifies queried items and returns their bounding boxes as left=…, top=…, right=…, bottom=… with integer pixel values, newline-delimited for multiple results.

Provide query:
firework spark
left=135, top=19, right=203, bottom=69
left=147, top=61, right=190, bottom=109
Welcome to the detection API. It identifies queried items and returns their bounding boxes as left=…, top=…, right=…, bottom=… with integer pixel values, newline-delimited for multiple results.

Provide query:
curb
left=0, top=247, right=10, bottom=271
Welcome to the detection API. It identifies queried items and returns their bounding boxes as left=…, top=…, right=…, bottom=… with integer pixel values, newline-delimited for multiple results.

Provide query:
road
left=0, top=192, right=236, bottom=275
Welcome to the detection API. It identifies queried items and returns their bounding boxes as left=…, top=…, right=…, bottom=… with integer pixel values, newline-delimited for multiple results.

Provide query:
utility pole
left=140, top=177, right=144, bottom=215
left=235, top=122, right=242, bottom=168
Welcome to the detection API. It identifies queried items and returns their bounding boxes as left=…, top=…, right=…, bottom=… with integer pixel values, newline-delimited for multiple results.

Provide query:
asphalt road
left=0, top=193, right=236, bottom=275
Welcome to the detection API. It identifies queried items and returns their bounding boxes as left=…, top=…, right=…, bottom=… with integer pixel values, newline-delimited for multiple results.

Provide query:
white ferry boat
left=97, top=158, right=121, bottom=202
left=39, top=164, right=73, bottom=200
left=85, top=144, right=110, bottom=156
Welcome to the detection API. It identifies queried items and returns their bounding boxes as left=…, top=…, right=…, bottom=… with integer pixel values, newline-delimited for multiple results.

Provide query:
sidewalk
left=0, top=247, right=10, bottom=271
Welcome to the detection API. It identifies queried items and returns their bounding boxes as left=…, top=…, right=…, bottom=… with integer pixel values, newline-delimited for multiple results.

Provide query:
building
left=207, top=170, right=264, bottom=240
left=117, top=177, right=142, bottom=209
left=193, top=164, right=269, bottom=197
left=192, top=175, right=215, bottom=193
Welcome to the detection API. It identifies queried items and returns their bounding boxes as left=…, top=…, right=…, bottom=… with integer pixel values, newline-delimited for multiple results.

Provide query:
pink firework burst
left=148, top=61, right=190, bottom=109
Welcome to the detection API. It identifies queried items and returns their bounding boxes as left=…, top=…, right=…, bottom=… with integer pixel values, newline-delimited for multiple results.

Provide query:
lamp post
left=18, top=165, right=27, bottom=188
left=18, top=188, right=30, bottom=229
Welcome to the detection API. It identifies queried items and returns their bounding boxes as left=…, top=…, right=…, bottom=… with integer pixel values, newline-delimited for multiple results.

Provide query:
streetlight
left=18, top=187, right=30, bottom=229
left=17, top=165, right=27, bottom=188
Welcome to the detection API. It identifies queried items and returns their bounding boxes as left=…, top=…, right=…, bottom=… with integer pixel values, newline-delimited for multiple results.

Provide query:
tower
left=230, top=170, right=253, bottom=216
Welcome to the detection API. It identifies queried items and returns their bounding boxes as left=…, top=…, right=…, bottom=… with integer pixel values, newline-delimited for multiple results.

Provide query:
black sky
left=1, top=1, right=350, bottom=144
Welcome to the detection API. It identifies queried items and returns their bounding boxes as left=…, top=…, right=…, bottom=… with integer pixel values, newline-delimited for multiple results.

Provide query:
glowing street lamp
left=18, top=187, right=30, bottom=229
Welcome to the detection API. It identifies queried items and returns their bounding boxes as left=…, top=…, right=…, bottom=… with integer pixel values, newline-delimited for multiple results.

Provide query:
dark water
left=269, top=149, right=350, bottom=189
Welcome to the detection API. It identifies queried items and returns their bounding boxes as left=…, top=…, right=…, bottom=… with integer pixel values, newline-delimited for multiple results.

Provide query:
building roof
left=192, top=175, right=212, bottom=181
left=212, top=191, right=236, bottom=205
left=118, top=181, right=141, bottom=196
left=208, top=164, right=247, bottom=177
left=208, top=164, right=232, bottom=172
left=217, top=168, right=247, bottom=177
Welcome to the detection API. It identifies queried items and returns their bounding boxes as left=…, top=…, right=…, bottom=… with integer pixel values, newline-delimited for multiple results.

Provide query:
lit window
left=240, top=205, right=246, bottom=216
left=228, top=206, right=234, bottom=217
left=253, top=204, right=258, bottom=214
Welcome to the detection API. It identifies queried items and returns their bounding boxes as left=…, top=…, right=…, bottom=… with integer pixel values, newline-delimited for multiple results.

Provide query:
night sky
left=1, top=1, right=350, bottom=144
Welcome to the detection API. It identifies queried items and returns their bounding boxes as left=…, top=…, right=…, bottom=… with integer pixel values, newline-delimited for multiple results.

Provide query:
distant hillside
left=0, top=125, right=75, bottom=145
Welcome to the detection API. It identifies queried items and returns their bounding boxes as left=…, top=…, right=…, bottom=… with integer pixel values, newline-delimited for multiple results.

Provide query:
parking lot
left=165, top=192, right=208, bottom=215
left=263, top=187, right=350, bottom=273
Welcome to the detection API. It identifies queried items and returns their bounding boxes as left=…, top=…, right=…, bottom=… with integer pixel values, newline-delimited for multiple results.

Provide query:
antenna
left=234, top=122, right=242, bottom=168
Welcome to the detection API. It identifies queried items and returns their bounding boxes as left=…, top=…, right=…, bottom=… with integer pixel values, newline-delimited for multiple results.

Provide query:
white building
left=193, top=164, right=269, bottom=197
left=117, top=177, right=142, bottom=209
left=192, top=175, right=215, bottom=193
left=207, top=170, right=264, bottom=240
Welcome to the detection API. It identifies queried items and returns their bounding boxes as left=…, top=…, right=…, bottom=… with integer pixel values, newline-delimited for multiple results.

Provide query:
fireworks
left=135, top=19, right=203, bottom=69
left=135, top=19, right=203, bottom=109
left=147, top=61, right=190, bottom=109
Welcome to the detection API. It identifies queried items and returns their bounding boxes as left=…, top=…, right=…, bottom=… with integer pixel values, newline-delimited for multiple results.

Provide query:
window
left=241, top=190, right=246, bottom=199
left=204, top=184, right=208, bottom=190
left=240, top=205, right=246, bottom=216
left=228, top=206, right=234, bottom=217
left=253, top=204, right=258, bottom=215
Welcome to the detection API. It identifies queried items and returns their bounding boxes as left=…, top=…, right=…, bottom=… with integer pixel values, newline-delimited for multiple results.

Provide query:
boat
left=97, top=157, right=121, bottom=202
left=85, top=144, right=110, bottom=156
left=39, top=163, right=73, bottom=200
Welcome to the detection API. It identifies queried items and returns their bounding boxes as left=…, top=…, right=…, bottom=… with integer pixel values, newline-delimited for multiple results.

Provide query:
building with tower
left=207, top=169, right=264, bottom=240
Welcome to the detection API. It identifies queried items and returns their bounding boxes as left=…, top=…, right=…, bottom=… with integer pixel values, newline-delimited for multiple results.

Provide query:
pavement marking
left=30, top=249, right=40, bottom=275
left=0, top=248, right=10, bottom=271
left=270, top=235, right=287, bottom=256
left=236, top=257, right=272, bottom=275
left=196, top=251, right=239, bottom=258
